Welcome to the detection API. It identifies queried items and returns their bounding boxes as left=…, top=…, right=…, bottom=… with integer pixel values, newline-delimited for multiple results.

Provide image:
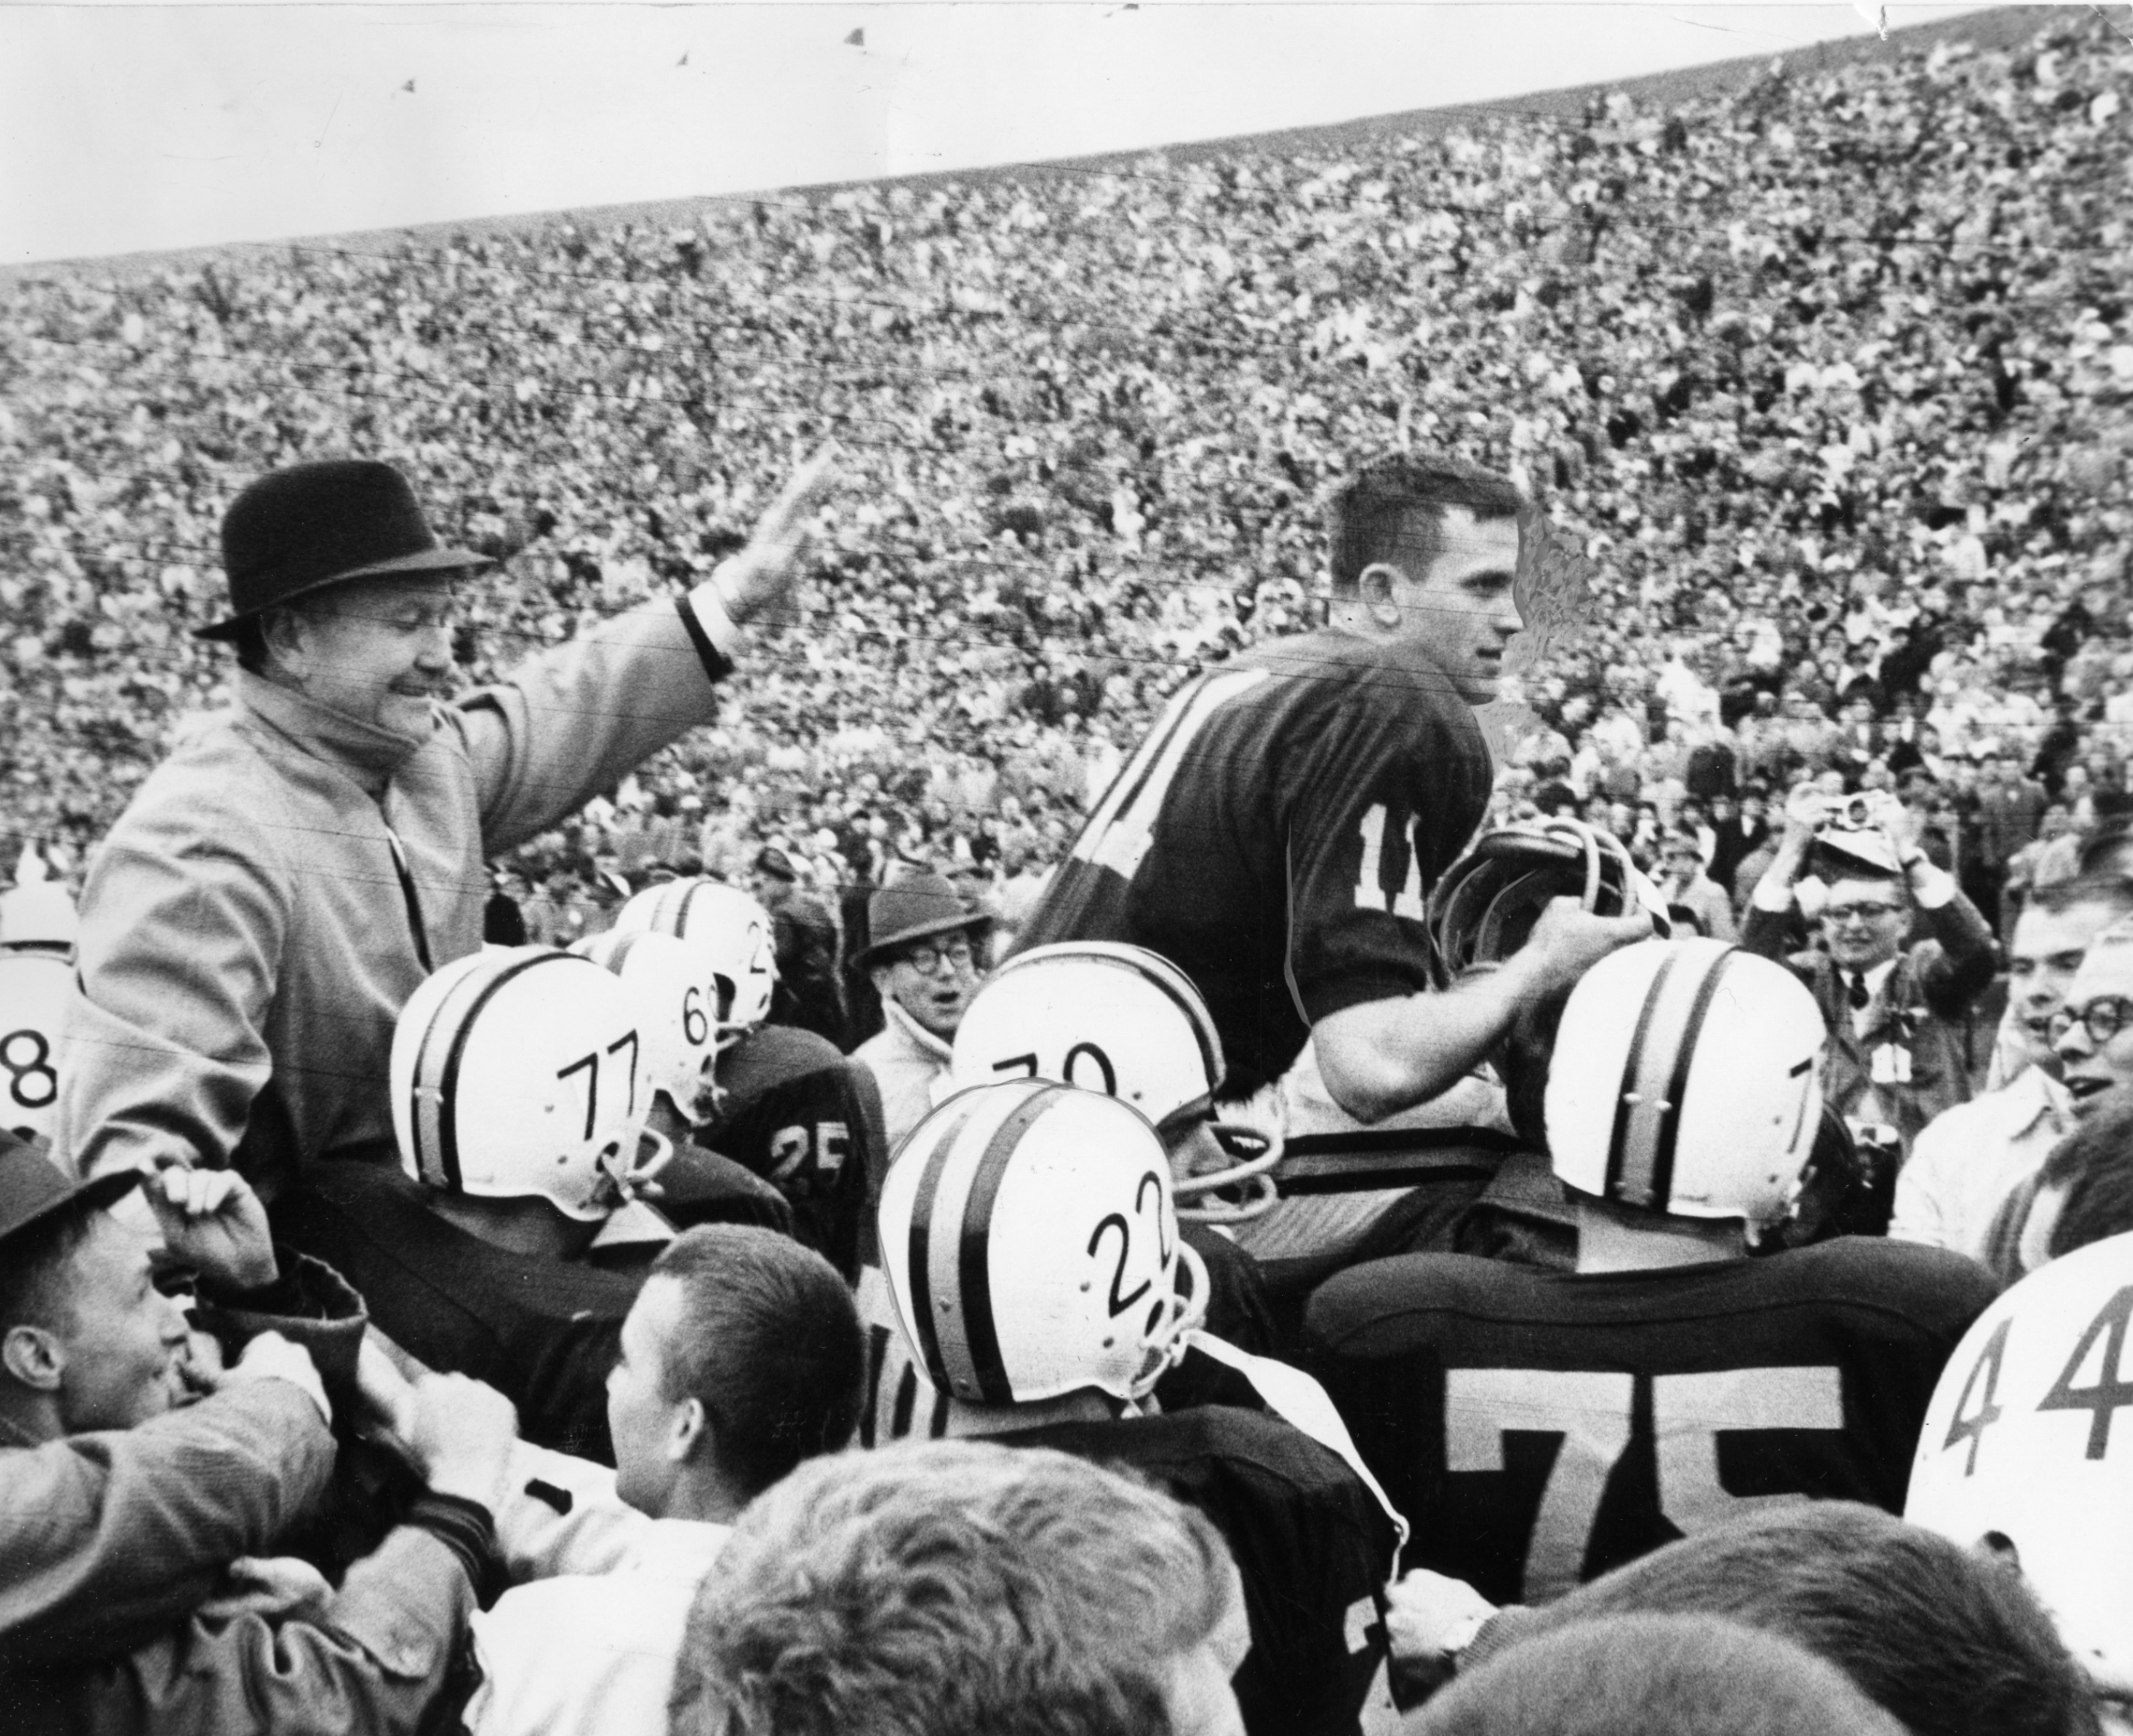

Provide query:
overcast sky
left=5, top=3, right=1991, bottom=267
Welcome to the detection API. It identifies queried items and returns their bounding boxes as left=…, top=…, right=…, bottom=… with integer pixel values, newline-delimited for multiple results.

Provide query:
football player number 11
left=1353, top=804, right=1428, bottom=921
left=1447, top=1365, right=1846, bottom=1601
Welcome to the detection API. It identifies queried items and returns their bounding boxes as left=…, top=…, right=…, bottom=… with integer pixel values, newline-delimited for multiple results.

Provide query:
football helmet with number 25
left=1908, top=1234, right=2133, bottom=1698
left=393, top=946, right=673, bottom=1221
left=610, top=879, right=776, bottom=1049
left=878, top=1079, right=1208, bottom=1407
left=950, top=942, right=1281, bottom=1223
left=1546, top=938, right=1826, bottom=1226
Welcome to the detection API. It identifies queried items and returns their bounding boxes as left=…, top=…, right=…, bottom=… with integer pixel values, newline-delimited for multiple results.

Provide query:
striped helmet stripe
left=1603, top=945, right=1734, bottom=1210
left=903, top=1094, right=986, bottom=1396
left=415, top=951, right=566, bottom=1192
left=955, top=1084, right=1067, bottom=1404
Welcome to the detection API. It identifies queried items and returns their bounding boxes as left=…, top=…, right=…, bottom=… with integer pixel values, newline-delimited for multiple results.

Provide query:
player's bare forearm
left=1313, top=961, right=1544, bottom=1125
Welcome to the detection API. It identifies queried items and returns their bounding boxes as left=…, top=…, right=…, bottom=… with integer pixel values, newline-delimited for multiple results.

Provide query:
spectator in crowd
left=0, top=1136, right=522, bottom=1736
left=752, top=846, right=850, bottom=1049
left=1891, top=876, right=2133, bottom=1257
left=59, top=452, right=837, bottom=1193
left=1652, top=828, right=1737, bottom=940
left=850, top=872, right=993, bottom=1153
left=460, top=1225, right=865, bottom=1736
left=668, top=1439, right=1250, bottom=1736
left=1742, top=789, right=1998, bottom=1165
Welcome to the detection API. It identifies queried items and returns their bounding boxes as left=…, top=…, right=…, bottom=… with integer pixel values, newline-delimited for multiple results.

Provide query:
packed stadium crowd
left=7, top=8, right=2133, bottom=1736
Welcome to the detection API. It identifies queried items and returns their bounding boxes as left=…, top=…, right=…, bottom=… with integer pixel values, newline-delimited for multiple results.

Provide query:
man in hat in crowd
left=59, top=448, right=837, bottom=1192
left=850, top=873, right=993, bottom=1154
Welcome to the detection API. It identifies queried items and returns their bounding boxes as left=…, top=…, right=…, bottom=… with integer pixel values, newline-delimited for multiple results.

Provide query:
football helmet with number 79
left=878, top=1078, right=1208, bottom=1407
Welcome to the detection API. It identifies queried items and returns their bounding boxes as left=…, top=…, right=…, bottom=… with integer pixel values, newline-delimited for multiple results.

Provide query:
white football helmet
left=1546, top=938, right=1826, bottom=1225
left=573, top=928, right=723, bottom=1125
left=1429, top=819, right=1670, bottom=987
left=0, top=880, right=78, bottom=954
left=1908, top=1233, right=2133, bottom=1695
left=609, top=879, right=776, bottom=1048
left=0, top=950, right=69, bottom=1143
left=878, top=1079, right=1208, bottom=1407
left=392, top=946, right=673, bottom=1221
left=951, top=942, right=1280, bottom=1224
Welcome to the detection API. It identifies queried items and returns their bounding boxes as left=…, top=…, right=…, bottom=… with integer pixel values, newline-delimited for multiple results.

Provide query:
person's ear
left=259, top=606, right=312, bottom=681
left=1355, top=562, right=1406, bottom=631
left=670, top=1395, right=709, bottom=1465
left=869, top=963, right=897, bottom=998
left=2, top=1323, right=65, bottom=1394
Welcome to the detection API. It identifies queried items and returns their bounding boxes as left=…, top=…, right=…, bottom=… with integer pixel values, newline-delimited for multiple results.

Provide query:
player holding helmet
left=605, top=878, right=883, bottom=1277
left=1009, top=457, right=1651, bottom=1178
left=871, top=1079, right=1405, bottom=1736
left=269, top=945, right=675, bottom=1461
left=1309, top=937, right=1998, bottom=1606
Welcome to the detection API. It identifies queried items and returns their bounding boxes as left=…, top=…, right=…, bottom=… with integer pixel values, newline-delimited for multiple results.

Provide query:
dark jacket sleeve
left=0, top=1379, right=335, bottom=1670
left=1911, top=889, right=1999, bottom=1019
left=1737, top=900, right=1797, bottom=965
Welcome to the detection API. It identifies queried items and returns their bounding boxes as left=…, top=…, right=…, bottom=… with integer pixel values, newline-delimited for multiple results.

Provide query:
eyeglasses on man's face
left=2050, top=997, right=2133, bottom=1046
left=1822, top=901, right=1904, bottom=929
left=898, top=937, right=975, bottom=976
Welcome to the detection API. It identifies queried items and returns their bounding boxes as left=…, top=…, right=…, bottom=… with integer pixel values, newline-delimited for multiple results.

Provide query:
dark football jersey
left=269, top=1156, right=638, bottom=1463
left=1305, top=1239, right=1996, bottom=1606
left=1003, top=1406, right=1398, bottom=1736
left=704, top=1024, right=879, bottom=1279
left=1010, top=630, right=1493, bottom=1097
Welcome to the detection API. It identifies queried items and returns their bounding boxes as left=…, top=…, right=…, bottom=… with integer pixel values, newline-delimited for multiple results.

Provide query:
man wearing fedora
left=851, top=873, right=994, bottom=1154
left=59, top=448, right=836, bottom=1193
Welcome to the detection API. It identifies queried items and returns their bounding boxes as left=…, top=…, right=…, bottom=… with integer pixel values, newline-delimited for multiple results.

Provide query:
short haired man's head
left=1816, top=864, right=1910, bottom=974
left=1324, top=454, right=1525, bottom=703
left=670, top=1440, right=1246, bottom=1736
left=1491, top=1504, right=2092, bottom=1736
left=608, top=1225, right=864, bottom=1519
left=0, top=1163, right=191, bottom=1441
left=2052, top=918, right=2133, bottom=1118
left=2009, top=879, right=2133, bottom=1072
left=1407, top=1612, right=1903, bottom=1736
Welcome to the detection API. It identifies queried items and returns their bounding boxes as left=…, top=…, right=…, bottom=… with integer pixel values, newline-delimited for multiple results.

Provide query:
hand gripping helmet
left=1907, top=1234, right=2133, bottom=1695
left=1428, top=819, right=1670, bottom=987
left=949, top=942, right=1282, bottom=1224
left=573, top=928, right=723, bottom=1126
left=0, top=949, right=69, bottom=1143
left=609, top=879, right=776, bottom=1048
left=1546, top=938, right=1826, bottom=1226
left=392, top=946, right=673, bottom=1221
left=878, top=1079, right=1209, bottom=1407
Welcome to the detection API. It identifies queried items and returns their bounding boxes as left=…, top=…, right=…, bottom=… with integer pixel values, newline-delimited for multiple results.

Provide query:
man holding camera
left=1740, top=785, right=1999, bottom=1168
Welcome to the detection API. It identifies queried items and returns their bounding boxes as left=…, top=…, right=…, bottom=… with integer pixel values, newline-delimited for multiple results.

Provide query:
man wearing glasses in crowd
left=851, top=873, right=993, bottom=1152
left=1741, top=783, right=1999, bottom=1169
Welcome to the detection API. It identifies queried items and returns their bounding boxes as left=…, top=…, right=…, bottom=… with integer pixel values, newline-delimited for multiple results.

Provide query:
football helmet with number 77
left=1546, top=938, right=1826, bottom=1226
left=949, top=942, right=1282, bottom=1223
left=392, top=946, right=673, bottom=1221
left=878, top=1078, right=1208, bottom=1407
left=1908, top=1234, right=2133, bottom=1700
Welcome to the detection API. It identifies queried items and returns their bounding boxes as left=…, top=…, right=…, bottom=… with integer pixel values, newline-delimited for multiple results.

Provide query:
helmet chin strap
left=600, top=1125, right=677, bottom=1205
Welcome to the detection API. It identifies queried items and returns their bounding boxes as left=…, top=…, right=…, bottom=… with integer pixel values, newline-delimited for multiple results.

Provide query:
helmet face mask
left=1429, top=819, right=1670, bottom=988
left=1546, top=939, right=1826, bottom=1227
left=948, top=942, right=1281, bottom=1223
left=878, top=1080, right=1205, bottom=1407
left=392, top=946, right=669, bottom=1222
left=610, top=879, right=777, bottom=1052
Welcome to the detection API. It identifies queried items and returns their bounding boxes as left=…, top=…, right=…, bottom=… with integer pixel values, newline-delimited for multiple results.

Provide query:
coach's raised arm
left=58, top=447, right=840, bottom=1188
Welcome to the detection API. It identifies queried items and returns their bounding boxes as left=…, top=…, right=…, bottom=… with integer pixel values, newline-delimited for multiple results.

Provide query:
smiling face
left=2053, top=939, right=2133, bottom=1116
left=2009, top=900, right=2125, bottom=1072
left=280, top=574, right=458, bottom=741
left=1380, top=507, right=1524, bottom=703
left=1819, top=875, right=1909, bottom=973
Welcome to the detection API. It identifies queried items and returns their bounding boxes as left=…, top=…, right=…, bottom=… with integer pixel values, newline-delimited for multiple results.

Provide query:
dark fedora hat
left=0, top=1130, right=140, bottom=1251
left=856, top=872, right=992, bottom=970
left=196, top=458, right=490, bottom=642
